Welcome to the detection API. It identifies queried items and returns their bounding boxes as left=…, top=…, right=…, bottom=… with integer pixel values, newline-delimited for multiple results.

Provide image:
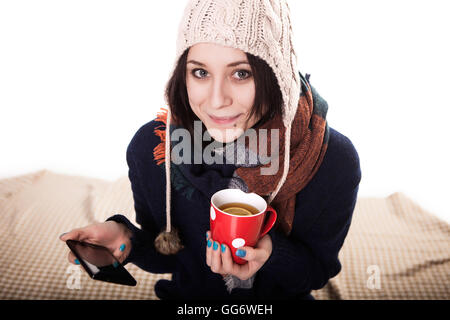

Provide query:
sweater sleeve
left=254, top=134, right=361, bottom=298
left=106, top=125, right=177, bottom=274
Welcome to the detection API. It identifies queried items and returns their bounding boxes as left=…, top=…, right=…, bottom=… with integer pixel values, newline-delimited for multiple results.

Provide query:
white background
left=1, top=0, right=449, bottom=223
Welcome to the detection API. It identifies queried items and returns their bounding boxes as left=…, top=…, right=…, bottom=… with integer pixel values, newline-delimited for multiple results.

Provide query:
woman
left=60, top=0, right=361, bottom=300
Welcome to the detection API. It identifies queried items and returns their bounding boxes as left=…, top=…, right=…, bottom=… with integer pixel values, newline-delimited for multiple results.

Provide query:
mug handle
left=259, top=205, right=277, bottom=238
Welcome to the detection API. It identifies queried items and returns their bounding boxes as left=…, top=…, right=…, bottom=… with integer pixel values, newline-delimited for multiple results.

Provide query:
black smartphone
left=66, top=240, right=137, bottom=286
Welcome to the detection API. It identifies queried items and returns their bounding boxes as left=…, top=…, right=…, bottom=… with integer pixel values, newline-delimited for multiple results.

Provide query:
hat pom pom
left=154, top=228, right=184, bottom=255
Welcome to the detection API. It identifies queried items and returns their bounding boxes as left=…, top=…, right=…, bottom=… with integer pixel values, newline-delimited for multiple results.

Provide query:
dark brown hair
left=164, top=47, right=283, bottom=137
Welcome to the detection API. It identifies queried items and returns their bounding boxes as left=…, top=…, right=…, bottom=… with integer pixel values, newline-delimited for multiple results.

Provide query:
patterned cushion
left=0, top=170, right=448, bottom=299
left=311, top=193, right=450, bottom=299
left=0, top=170, right=170, bottom=300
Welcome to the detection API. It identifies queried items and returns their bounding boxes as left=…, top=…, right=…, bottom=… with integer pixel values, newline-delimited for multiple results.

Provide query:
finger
left=111, top=243, right=129, bottom=263
left=67, top=251, right=80, bottom=265
left=210, top=241, right=222, bottom=274
left=59, top=228, right=86, bottom=242
left=206, top=237, right=213, bottom=267
left=220, top=243, right=234, bottom=275
left=236, top=246, right=261, bottom=262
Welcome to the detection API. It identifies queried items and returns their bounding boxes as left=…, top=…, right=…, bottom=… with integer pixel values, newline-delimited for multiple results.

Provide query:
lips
left=209, top=114, right=241, bottom=125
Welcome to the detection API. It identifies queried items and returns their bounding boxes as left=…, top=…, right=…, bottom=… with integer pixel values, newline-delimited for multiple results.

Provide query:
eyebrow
left=187, top=60, right=250, bottom=67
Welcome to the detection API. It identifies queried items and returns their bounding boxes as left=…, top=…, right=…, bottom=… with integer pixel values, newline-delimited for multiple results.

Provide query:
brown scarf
left=235, top=76, right=329, bottom=235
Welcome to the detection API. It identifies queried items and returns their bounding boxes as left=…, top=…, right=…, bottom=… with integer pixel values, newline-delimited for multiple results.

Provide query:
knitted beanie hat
left=155, top=0, right=301, bottom=255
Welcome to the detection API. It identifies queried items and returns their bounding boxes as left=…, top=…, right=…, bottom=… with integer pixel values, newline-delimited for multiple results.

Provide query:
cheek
left=186, top=80, right=201, bottom=103
left=239, top=83, right=256, bottom=112
left=236, top=84, right=257, bottom=123
left=186, top=81, right=206, bottom=115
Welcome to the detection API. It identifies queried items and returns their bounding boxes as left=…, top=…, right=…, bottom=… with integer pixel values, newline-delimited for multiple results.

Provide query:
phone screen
left=66, top=240, right=136, bottom=286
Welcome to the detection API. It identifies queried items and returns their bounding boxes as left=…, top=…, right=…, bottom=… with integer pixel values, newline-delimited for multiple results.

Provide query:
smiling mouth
left=208, top=114, right=241, bottom=125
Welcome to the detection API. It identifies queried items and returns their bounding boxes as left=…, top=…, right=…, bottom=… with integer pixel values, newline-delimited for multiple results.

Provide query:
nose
left=208, top=76, right=232, bottom=110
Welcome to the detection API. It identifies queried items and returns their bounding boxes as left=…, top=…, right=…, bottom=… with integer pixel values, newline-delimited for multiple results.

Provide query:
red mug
left=210, top=189, right=277, bottom=264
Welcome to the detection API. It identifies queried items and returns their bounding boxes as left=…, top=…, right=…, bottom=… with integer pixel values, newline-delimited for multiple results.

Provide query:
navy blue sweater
left=107, top=120, right=361, bottom=300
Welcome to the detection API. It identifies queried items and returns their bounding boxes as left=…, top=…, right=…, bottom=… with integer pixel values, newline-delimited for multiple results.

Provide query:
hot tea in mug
left=218, top=202, right=260, bottom=216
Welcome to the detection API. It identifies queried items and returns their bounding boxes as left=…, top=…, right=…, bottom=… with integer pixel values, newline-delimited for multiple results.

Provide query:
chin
left=207, top=127, right=245, bottom=143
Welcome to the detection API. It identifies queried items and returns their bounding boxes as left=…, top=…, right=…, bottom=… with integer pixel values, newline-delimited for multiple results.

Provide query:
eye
left=191, top=68, right=209, bottom=79
left=233, top=69, right=252, bottom=81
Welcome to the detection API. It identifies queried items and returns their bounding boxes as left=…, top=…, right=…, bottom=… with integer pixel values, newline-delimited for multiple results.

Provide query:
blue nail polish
left=112, top=261, right=119, bottom=268
left=74, top=259, right=80, bottom=265
left=236, top=249, right=246, bottom=257
left=207, top=239, right=212, bottom=248
left=221, top=244, right=226, bottom=253
left=119, top=243, right=126, bottom=252
left=213, top=241, right=218, bottom=251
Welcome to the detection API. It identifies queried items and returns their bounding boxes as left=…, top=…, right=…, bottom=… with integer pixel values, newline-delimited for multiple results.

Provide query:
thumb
left=59, top=228, right=85, bottom=242
left=236, top=246, right=264, bottom=262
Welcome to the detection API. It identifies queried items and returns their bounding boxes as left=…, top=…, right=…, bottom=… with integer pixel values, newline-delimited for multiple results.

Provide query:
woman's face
left=186, top=43, right=260, bottom=143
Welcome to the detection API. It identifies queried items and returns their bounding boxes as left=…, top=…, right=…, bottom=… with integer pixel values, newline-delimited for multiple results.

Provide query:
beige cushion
left=0, top=170, right=169, bottom=300
left=91, top=175, right=136, bottom=225
left=311, top=193, right=450, bottom=300
left=0, top=170, right=448, bottom=299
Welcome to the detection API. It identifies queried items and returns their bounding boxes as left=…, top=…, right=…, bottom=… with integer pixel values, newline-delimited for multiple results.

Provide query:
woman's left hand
left=205, top=231, right=272, bottom=281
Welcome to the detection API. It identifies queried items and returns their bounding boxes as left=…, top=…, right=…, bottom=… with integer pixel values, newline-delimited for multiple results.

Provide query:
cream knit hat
left=155, top=0, right=301, bottom=255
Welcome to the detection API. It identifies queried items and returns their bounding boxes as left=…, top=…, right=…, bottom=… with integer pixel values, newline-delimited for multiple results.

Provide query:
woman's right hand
left=59, top=221, right=132, bottom=265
